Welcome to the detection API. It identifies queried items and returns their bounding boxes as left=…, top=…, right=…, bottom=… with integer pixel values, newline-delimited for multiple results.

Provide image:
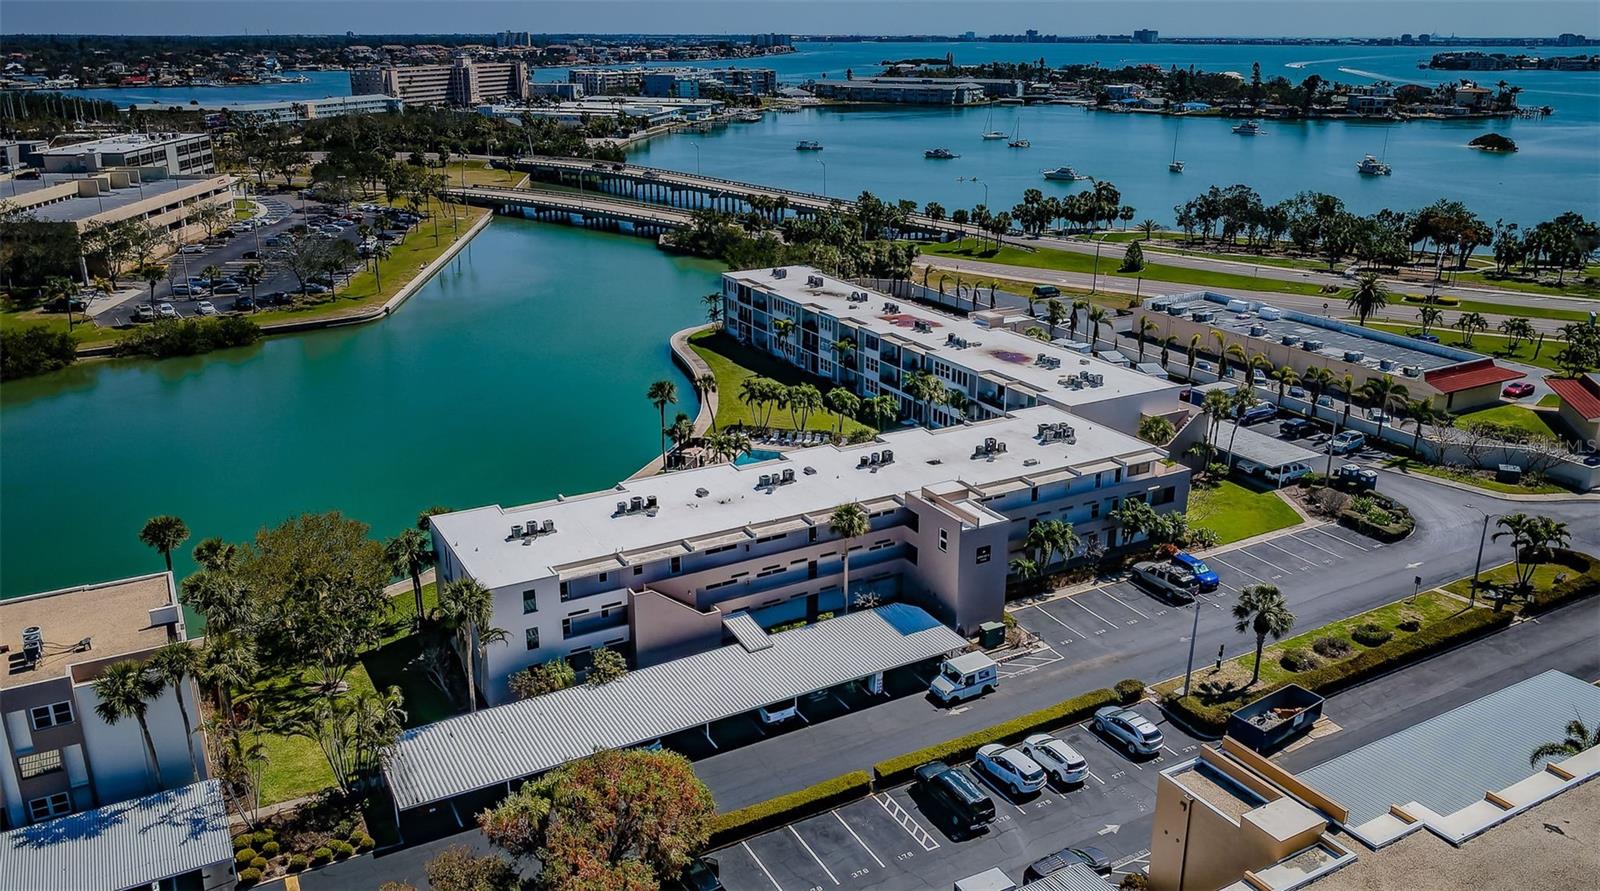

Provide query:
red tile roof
left=1423, top=358, right=1524, bottom=394
left=1547, top=376, right=1600, bottom=420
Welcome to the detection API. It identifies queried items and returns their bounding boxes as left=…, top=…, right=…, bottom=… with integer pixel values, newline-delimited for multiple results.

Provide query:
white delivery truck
left=929, top=652, right=1000, bottom=704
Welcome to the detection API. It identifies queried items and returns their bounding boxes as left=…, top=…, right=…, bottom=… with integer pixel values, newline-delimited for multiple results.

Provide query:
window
left=28, top=793, right=70, bottom=821
left=597, top=572, right=608, bottom=583
left=633, top=565, right=643, bottom=576
left=1130, top=462, right=1152, bottom=477
left=522, top=590, right=538, bottom=615
left=19, top=750, right=62, bottom=779
left=525, top=627, right=540, bottom=651
left=1031, top=487, right=1039, bottom=502
left=1090, top=501, right=1101, bottom=519
left=29, top=702, right=73, bottom=730
left=976, top=545, right=992, bottom=565
left=670, top=556, right=682, bottom=574
left=938, top=529, right=948, bottom=552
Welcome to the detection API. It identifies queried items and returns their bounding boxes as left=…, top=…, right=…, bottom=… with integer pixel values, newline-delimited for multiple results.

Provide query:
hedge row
left=1523, top=549, right=1600, bottom=616
left=872, top=687, right=1123, bottom=786
left=1169, top=606, right=1514, bottom=732
left=708, top=771, right=873, bottom=848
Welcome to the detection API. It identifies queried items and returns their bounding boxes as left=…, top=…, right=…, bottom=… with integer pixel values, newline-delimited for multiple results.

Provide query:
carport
left=383, top=604, right=966, bottom=838
left=1215, top=421, right=1323, bottom=487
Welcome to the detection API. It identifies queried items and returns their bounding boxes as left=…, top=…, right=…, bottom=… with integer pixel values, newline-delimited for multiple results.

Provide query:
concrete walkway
left=629, top=324, right=719, bottom=479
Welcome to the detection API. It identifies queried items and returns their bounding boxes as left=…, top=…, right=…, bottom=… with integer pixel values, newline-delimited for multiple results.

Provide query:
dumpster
left=1227, top=684, right=1324, bottom=753
left=978, top=621, right=1007, bottom=649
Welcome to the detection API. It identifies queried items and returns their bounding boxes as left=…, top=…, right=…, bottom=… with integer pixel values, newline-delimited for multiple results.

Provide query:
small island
left=1469, top=132, right=1519, bottom=152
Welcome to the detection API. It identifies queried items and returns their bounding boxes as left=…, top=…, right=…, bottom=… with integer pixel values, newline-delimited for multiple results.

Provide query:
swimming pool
left=734, top=449, right=783, bottom=466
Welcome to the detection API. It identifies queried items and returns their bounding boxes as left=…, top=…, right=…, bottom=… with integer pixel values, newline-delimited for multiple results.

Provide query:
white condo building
left=432, top=268, right=1191, bottom=706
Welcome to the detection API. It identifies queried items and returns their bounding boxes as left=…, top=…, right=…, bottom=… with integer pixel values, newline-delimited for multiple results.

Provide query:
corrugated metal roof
left=1298, top=670, right=1600, bottom=827
left=1022, top=863, right=1120, bottom=891
left=1214, top=421, right=1323, bottom=470
left=723, top=611, right=773, bottom=652
left=384, top=604, right=966, bottom=810
left=0, top=780, right=231, bottom=891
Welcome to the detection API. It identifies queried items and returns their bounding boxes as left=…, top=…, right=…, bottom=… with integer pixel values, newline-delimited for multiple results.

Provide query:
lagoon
left=0, top=220, right=717, bottom=595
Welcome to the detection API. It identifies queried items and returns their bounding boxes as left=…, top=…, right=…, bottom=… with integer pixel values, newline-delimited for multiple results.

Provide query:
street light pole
left=817, top=159, right=826, bottom=198
left=1180, top=595, right=1202, bottom=699
left=1470, top=510, right=1493, bottom=607
left=1091, top=235, right=1106, bottom=293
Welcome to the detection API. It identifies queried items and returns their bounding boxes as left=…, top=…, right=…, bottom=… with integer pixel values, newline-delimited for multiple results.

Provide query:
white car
left=1093, top=706, right=1164, bottom=757
left=195, top=301, right=218, bottom=316
left=1021, top=733, right=1088, bottom=785
left=178, top=244, right=207, bottom=255
left=156, top=303, right=179, bottom=319
left=974, top=744, right=1048, bottom=795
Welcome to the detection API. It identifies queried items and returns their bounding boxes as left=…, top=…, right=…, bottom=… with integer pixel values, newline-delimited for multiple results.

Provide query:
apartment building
left=641, top=66, right=778, bottom=98
left=569, top=67, right=646, bottom=96
left=1140, top=291, right=1525, bottom=412
left=0, top=573, right=205, bottom=830
left=178, top=93, right=405, bottom=125
left=724, top=267, right=1182, bottom=434
left=38, top=131, right=215, bottom=176
left=1150, top=671, right=1600, bottom=891
left=431, top=404, right=1186, bottom=705
left=806, top=77, right=987, bottom=105
left=351, top=57, right=528, bottom=106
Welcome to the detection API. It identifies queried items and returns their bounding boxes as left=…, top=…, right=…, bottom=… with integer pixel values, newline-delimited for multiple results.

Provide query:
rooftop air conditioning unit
left=806, top=274, right=823, bottom=287
left=1378, top=358, right=1395, bottom=371
left=1249, top=324, right=1268, bottom=337
left=1303, top=339, right=1324, bottom=351
left=1402, top=365, right=1423, bottom=378
left=759, top=474, right=772, bottom=487
left=630, top=496, right=644, bottom=512
left=1167, top=303, right=1189, bottom=316
left=1192, top=311, right=1214, bottom=323
left=695, top=487, right=710, bottom=498
left=617, top=500, right=629, bottom=515
left=1257, top=306, right=1283, bottom=321
left=645, top=496, right=658, bottom=510
left=858, top=455, right=870, bottom=467
left=881, top=449, right=894, bottom=463
left=772, top=268, right=787, bottom=278
left=1281, top=334, right=1301, bottom=346
left=781, top=468, right=796, bottom=482
left=1150, top=299, right=1172, bottom=313
left=510, top=524, right=524, bottom=538
left=1344, top=350, right=1365, bottom=363
left=1226, top=299, right=1249, bottom=313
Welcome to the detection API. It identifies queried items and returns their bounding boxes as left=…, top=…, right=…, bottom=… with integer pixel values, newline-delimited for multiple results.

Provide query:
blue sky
left=4, top=1, right=1598, bottom=37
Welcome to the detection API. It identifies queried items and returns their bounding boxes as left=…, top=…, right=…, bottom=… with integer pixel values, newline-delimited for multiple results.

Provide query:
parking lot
left=710, top=701, right=1203, bottom=891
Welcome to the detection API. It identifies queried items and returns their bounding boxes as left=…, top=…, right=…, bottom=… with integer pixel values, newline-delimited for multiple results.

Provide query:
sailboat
left=1168, top=126, right=1185, bottom=172
left=1357, top=129, right=1393, bottom=175
left=981, top=105, right=1007, bottom=140
left=1007, top=116, right=1030, bottom=148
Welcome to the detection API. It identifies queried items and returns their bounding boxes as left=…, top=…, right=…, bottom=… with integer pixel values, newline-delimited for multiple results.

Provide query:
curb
left=1380, top=465, right=1600, bottom=502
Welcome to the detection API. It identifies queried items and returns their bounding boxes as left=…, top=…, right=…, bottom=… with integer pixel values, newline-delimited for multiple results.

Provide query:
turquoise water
left=0, top=219, right=717, bottom=595
left=734, top=449, right=784, bottom=466
left=66, top=69, right=353, bottom=108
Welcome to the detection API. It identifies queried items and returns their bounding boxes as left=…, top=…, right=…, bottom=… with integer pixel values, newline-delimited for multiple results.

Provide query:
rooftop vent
left=695, top=487, right=710, bottom=497
left=1401, top=364, right=1423, bottom=378
left=1378, top=358, right=1395, bottom=372
left=806, top=274, right=823, bottom=287
left=973, top=437, right=1005, bottom=459
left=781, top=468, right=796, bottom=483
left=1281, top=334, right=1301, bottom=346
left=1249, top=323, right=1268, bottom=337
left=1303, top=339, right=1325, bottom=351
left=883, top=301, right=900, bottom=313
left=1344, top=350, right=1365, bottom=363
left=1257, top=306, right=1283, bottom=321
left=880, top=449, right=894, bottom=464
left=771, top=268, right=787, bottom=279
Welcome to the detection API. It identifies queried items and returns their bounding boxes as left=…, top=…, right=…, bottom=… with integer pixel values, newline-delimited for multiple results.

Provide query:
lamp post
left=1469, top=508, right=1496, bottom=607
left=817, top=158, right=827, bottom=198
left=1179, top=591, right=1202, bottom=699
left=691, top=141, right=701, bottom=176
left=958, top=176, right=988, bottom=207
left=1091, top=232, right=1111, bottom=293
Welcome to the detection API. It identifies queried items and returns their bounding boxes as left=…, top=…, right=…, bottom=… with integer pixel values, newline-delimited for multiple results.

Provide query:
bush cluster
left=1351, top=622, right=1393, bottom=647
left=709, top=771, right=873, bottom=847
left=287, top=855, right=310, bottom=873
left=1522, top=549, right=1600, bottom=616
left=311, top=847, right=334, bottom=866
left=112, top=315, right=262, bottom=359
left=872, top=686, right=1124, bottom=786
left=1279, top=648, right=1318, bottom=672
left=234, top=849, right=257, bottom=866
left=237, top=867, right=262, bottom=886
left=331, top=840, right=356, bottom=859
left=1114, top=678, right=1146, bottom=704
left=0, top=326, right=78, bottom=381
left=260, top=840, right=281, bottom=857
left=1312, top=636, right=1352, bottom=659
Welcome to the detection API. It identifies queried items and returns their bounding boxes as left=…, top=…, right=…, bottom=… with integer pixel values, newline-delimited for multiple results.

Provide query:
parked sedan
left=157, top=303, right=179, bottom=319
left=1503, top=382, right=1535, bottom=399
left=1020, top=733, right=1088, bottom=786
left=1093, top=706, right=1165, bottom=757
left=1130, top=561, right=1198, bottom=603
left=1170, top=551, right=1220, bottom=592
left=974, top=744, right=1048, bottom=795
left=1025, top=845, right=1113, bottom=881
left=178, top=243, right=207, bottom=255
left=195, top=301, right=218, bottom=316
left=1329, top=431, right=1367, bottom=455
left=1238, top=403, right=1277, bottom=425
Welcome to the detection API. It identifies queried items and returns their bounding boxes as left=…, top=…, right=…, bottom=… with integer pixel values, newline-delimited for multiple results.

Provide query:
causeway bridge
left=443, top=185, right=695, bottom=237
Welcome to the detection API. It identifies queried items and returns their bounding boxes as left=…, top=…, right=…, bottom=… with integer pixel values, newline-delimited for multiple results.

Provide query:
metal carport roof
left=0, top=780, right=231, bottom=891
left=1214, top=421, right=1323, bottom=471
left=384, top=603, right=966, bottom=810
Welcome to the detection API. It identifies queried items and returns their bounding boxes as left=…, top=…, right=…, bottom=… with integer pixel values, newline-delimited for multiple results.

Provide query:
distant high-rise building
left=497, top=30, right=532, bottom=48
left=1133, top=29, right=1159, bottom=44
left=351, top=57, right=529, bottom=106
left=961, top=31, right=977, bottom=40
left=1026, top=29, right=1040, bottom=41
left=751, top=33, right=792, bottom=49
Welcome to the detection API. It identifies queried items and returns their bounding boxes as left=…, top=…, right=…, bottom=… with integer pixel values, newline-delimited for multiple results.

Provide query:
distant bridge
left=444, top=185, right=695, bottom=236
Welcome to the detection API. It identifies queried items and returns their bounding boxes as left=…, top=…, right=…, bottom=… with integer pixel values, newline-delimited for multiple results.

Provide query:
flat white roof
left=383, top=603, right=966, bottom=810
left=431, top=405, right=1167, bottom=589
left=731, top=266, right=1178, bottom=410
left=40, top=132, right=207, bottom=155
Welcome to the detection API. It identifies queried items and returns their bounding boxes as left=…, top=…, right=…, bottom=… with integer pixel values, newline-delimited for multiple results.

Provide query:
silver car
left=1021, top=733, right=1088, bottom=785
left=974, top=744, right=1048, bottom=795
left=1130, top=561, right=1197, bottom=602
left=1093, top=706, right=1164, bottom=757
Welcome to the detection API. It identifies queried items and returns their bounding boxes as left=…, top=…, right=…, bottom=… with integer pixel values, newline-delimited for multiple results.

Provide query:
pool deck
left=629, top=324, right=720, bottom=480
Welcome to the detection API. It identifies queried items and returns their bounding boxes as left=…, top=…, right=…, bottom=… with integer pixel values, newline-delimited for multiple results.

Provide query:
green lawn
left=253, top=581, right=460, bottom=805
left=688, top=329, right=876, bottom=437
left=1452, top=402, right=1566, bottom=439
left=915, top=265, right=1132, bottom=311
left=0, top=307, right=124, bottom=346
left=1363, top=322, right=1566, bottom=371
left=1452, top=269, right=1600, bottom=300
left=1381, top=458, right=1572, bottom=495
left=1443, top=559, right=1570, bottom=603
left=1537, top=394, right=1560, bottom=408
left=1186, top=480, right=1303, bottom=545
left=233, top=198, right=255, bottom=220
left=919, top=238, right=1331, bottom=298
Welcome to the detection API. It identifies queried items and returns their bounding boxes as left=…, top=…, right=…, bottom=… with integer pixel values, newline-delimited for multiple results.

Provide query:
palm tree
left=1493, top=514, right=1572, bottom=596
left=147, top=642, right=202, bottom=781
left=1186, top=334, right=1203, bottom=380
left=1231, top=584, right=1295, bottom=687
left=944, top=388, right=972, bottom=423
left=1359, top=377, right=1409, bottom=442
left=903, top=369, right=944, bottom=425
left=1136, top=317, right=1159, bottom=363
left=92, top=660, right=166, bottom=791
left=1223, top=389, right=1259, bottom=470
left=138, top=515, right=190, bottom=574
left=1401, top=399, right=1446, bottom=455
left=1069, top=298, right=1089, bottom=341
left=702, top=291, right=724, bottom=329
left=1045, top=299, right=1068, bottom=338
left=385, top=528, right=435, bottom=628
left=825, top=387, right=860, bottom=434
left=692, top=373, right=719, bottom=431
left=772, top=317, right=797, bottom=360
left=1010, top=557, right=1040, bottom=591
left=1024, top=519, right=1081, bottom=572
left=1087, top=306, right=1109, bottom=347
left=1529, top=719, right=1600, bottom=768
left=1454, top=312, right=1489, bottom=348
left=1211, top=331, right=1231, bottom=377
left=1198, top=388, right=1234, bottom=464
left=829, top=503, right=870, bottom=614
left=1139, top=219, right=1159, bottom=241
left=1271, top=366, right=1299, bottom=406
left=647, top=379, right=678, bottom=467
left=1302, top=366, right=1335, bottom=405
left=1417, top=304, right=1444, bottom=337
left=435, top=578, right=507, bottom=711
left=238, top=262, right=265, bottom=308
left=1344, top=273, right=1389, bottom=326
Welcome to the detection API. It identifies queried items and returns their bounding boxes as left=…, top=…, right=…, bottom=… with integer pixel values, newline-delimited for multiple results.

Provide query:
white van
left=757, top=698, right=800, bottom=724
left=929, top=652, right=999, bottom=705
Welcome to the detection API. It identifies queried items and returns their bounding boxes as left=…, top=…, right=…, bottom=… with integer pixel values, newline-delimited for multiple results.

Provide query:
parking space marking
left=1262, top=540, right=1324, bottom=567
left=875, top=794, right=940, bottom=851
left=970, top=766, right=1030, bottom=814
left=1161, top=744, right=1182, bottom=757
left=832, top=812, right=886, bottom=868
left=740, top=841, right=784, bottom=890
left=1289, top=532, right=1347, bottom=559
left=787, top=826, right=839, bottom=886
left=1235, top=548, right=1295, bottom=576
left=1095, top=587, right=1152, bottom=619
left=1314, top=526, right=1369, bottom=551
left=1085, top=769, right=1106, bottom=785
left=1210, top=556, right=1268, bottom=583
left=1026, top=604, right=1088, bottom=638
left=1064, top=595, right=1120, bottom=630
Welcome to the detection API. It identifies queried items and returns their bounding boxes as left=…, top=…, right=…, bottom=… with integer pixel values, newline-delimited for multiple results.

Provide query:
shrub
left=260, top=840, right=281, bottom=857
left=351, top=832, right=375, bottom=851
left=1279, top=648, right=1318, bottom=672
left=111, top=316, right=263, bottom=360
left=238, top=868, right=263, bottom=886
left=1114, top=678, right=1146, bottom=704
left=509, top=658, right=576, bottom=700
left=1120, top=241, right=1146, bottom=273
left=250, top=856, right=268, bottom=871
left=1523, top=549, right=1600, bottom=616
left=251, top=829, right=274, bottom=846
left=235, top=849, right=258, bottom=866
left=331, top=840, right=356, bottom=859
left=1312, top=636, right=1352, bottom=659
left=311, top=847, right=334, bottom=866
left=1352, top=622, right=1392, bottom=646
left=232, top=834, right=253, bottom=852
left=288, top=855, right=310, bottom=873
left=873, top=686, right=1123, bottom=785
left=1397, top=610, right=1423, bottom=632
left=709, top=771, right=873, bottom=847
left=586, top=647, right=628, bottom=685
left=0, top=326, right=78, bottom=382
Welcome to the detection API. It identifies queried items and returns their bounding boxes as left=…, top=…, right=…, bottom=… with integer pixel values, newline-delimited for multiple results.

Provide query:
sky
left=2, top=0, right=1598, bottom=38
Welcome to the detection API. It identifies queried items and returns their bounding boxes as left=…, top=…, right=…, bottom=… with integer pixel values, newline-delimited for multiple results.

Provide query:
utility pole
left=1180, top=592, right=1201, bottom=698
left=1470, top=511, right=1492, bottom=607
